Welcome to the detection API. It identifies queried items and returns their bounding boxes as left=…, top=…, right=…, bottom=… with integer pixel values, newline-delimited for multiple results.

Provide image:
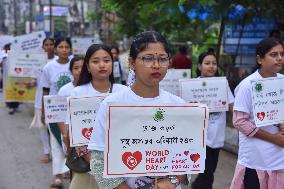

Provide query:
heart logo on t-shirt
left=122, top=151, right=142, bottom=170
left=257, top=112, right=265, bottom=121
left=82, top=127, right=93, bottom=140
left=14, top=67, right=22, bottom=74
left=190, top=153, right=200, bottom=163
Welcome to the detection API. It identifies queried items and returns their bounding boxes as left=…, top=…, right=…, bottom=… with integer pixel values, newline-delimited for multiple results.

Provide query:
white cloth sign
left=160, top=69, right=191, bottom=96
left=251, top=77, right=284, bottom=127
left=113, top=61, right=121, bottom=78
left=104, top=103, right=208, bottom=178
left=180, top=77, right=228, bottom=112
left=44, top=95, right=67, bottom=123
left=68, top=95, right=106, bottom=147
left=11, top=31, right=46, bottom=52
left=7, top=51, right=47, bottom=78
left=71, top=37, right=101, bottom=55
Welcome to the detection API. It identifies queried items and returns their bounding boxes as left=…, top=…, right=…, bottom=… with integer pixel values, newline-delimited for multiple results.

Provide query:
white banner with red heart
left=68, top=95, right=107, bottom=147
left=7, top=51, right=47, bottom=78
left=11, top=31, right=46, bottom=52
left=251, top=77, right=284, bottom=127
left=44, top=95, right=68, bottom=123
left=104, top=103, right=208, bottom=178
left=180, top=77, right=229, bottom=112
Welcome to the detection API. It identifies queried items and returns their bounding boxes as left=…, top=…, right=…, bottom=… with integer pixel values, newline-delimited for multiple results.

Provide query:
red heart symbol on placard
left=14, top=67, right=22, bottom=74
left=222, top=101, right=226, bottom=105
left=82, top=127, right=93, bottom=140
left=18, top=90, right=25, bottom=96
left=184, top=151, right=190, bottom=156
left=122, top=151, right=142, bottom=170
left=47, top=115, right=52, bottom=119
left=257, top=112, right=265, bottom=121
left=190, top=153, right=200, bottom=163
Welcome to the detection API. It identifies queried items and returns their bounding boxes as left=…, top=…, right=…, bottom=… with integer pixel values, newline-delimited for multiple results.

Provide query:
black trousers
left=192, top=146, right=220, bottom=189
left=244, top=167, right=260, bottom=189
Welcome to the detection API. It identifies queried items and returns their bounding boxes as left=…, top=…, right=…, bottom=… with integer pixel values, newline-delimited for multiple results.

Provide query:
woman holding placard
left=68, top=44, right=127, bottom=189
left=230, top=38, right=284, bottom=189
left=41, top=37, right=73, bottom=188
left=30, top=37, right=56, bottom=164
left=191, top=51, right=234, bottom=189
left=88, top=31, right=187, bottom=189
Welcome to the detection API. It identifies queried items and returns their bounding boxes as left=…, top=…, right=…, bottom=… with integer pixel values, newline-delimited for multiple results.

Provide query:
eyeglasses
left=137, top=54, right=170, bottom=67
left=268, top=51, right=284, bottom=58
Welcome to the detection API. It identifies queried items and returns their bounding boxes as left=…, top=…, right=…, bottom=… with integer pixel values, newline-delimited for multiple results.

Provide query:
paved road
left=0, top=92, right=237, bottom=189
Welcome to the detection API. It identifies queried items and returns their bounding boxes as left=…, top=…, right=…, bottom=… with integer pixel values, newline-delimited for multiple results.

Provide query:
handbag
left=65, top=147, right=90, bottom=173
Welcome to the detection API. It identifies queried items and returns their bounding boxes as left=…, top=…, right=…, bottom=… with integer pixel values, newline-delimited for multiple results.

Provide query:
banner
left=7, top=51, right=47, bottom=78
left=11, top=31, right=46, bottom=52
left=251, top=77, right=284, bottom=127
left=43, top=95, right=68, bottom=123
left=3, top=59, right=36, bottom=102
left=71, top=37, right=101, bottom=55
left=159, top=69, right=191, bottom=96
left=68, top=95, right=107, bottom=147
left=180, top=77, right=228, bottom=112
left=104, top=103, right=208, bottom=178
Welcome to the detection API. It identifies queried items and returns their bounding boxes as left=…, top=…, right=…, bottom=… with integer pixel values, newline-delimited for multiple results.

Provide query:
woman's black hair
left=42, top=37, right=55, bottom=46
left=110, top=45, right=120, bottom=54
left=69, top=56, right=84, bottom=72
left=253, top=37, right=284, bottom=71
left=54, top=37, right=72, bottom=48
left=196, top=50, right=219, bottom=77
left=129, top=31, right=170, bottom=60
left=77, top=44, right=115, bottom=86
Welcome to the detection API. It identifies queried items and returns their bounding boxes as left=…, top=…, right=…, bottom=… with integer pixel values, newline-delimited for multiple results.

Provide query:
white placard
left=11, top=31, right=46, bottom=52
left=180, top=77, right=228, bottom=112
left=44, top=95, right=67, bottom=123
left=68, top=95, right=107, bottom=147
left=160, top=69, right=191, bottom=96
left=104, top=103, right=208, bottom=178
left=113, top=61, right=121, bottom=78
left=251, top=77, right=284, bottom=127
left=71, top=37, right=101, bottom=55
left=7, top=51, right=47, bottom=78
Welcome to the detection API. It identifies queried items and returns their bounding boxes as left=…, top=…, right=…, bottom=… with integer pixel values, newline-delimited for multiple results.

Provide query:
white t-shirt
left=41, top=59, right=73, bottom=95
left=234, top=70, right=284, bottom=170
left=58, top=82, right=75, bottom=97
left=34, top=56, right=58, bottom=109
left=71, top=82, right=128, bottom=97
left=207, top=84, right=234, bottom=148
left=88, top=87, right=185, bottom=151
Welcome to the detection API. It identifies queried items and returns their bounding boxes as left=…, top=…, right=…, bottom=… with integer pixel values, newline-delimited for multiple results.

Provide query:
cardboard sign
left=251, top=77, right=284, bottom=127
left=104, top=103, right=208, bottom=178
left=160, top=69, right=191, bottom=96
left=3, top=59, right=36, bottom=102
left=11, top=31, right=46, bottom=52
left=180, top=77, right=228, bottom=112
left=44, top=95, right=67, bottom=123
left=7, top=51, right=47, bottom=78
left=71, top=37, right=101, bottom=55
left=68, top=95, right=107, bottom=147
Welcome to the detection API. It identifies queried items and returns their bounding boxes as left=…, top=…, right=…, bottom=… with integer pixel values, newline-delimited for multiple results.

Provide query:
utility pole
left=49, top=0, right=53, bottom=36
left=29, top=0, right=33, bottom=33
left=95, top=0, right=101, bottom=36
left=80, top=0, right=85, bottom=36
left=13, top=0, right=17, bottom=35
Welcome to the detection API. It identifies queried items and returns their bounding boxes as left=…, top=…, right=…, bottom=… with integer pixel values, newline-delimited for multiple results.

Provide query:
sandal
left=50, top=178, right=63, bottom=188
left=40, top=154, right=50, bottom=163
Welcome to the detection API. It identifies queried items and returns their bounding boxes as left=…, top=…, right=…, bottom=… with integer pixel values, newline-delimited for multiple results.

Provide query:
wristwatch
left=168, top=175, right=179, bottom=186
